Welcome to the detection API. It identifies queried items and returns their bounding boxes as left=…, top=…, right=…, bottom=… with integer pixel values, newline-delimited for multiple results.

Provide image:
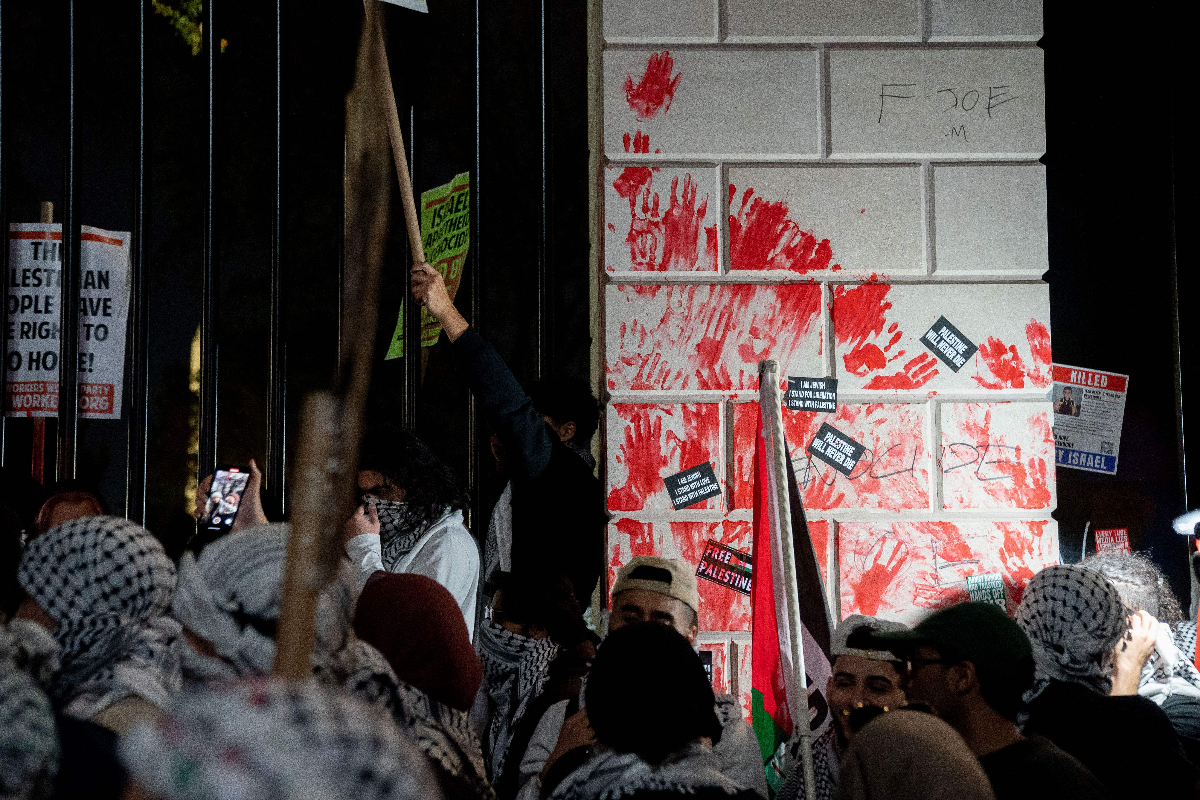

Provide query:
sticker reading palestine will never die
left=663, top=462, right=722, bottom=510
left=921, top=316, right=978, bottom=372
left=806, top=423, right=866, bottom=477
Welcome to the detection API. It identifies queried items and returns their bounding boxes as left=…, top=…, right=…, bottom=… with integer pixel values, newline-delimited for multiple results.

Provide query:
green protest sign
left=386, top=171, right=470, bottom=358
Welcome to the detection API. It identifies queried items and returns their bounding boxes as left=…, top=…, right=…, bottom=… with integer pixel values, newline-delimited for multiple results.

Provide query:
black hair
left=528, top=378, right=600, bottom=446
left=587, top=623, right=722, bottom=764
left=1082, top=551, right=1184, bottom=623
left=487, top=569, right=589, bottom=647
left=935, top=641, right=1033, bottom=722
left=357, top=426, right=468, bottom=536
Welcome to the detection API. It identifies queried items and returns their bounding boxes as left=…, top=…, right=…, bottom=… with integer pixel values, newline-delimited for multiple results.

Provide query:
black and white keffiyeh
left=1, top=621, right=60, bottom=800
left=119, top=676, right=437, bottom=800
left=172, top=523, right=393, bottom=712
left=17, top=515, right=182, bottom=718
left=1139, top=622, right=1200, bottom=705
left=1172, top=620, right=1196, bottom=663
left=1015, top=564, right=1128, bottom=702
left=548, top=742, right=742, bottom=800
left=377, top=500, right=424, bottom=571
left=477, top=616, right=559, bottom=780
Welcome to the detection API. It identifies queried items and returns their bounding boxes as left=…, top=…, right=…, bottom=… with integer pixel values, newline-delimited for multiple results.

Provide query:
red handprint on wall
left=847, top=539, right=910, bottom=616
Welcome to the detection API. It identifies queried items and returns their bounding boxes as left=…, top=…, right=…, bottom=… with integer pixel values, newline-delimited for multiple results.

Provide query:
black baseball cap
left=866, top=602, right=1034, bottom=719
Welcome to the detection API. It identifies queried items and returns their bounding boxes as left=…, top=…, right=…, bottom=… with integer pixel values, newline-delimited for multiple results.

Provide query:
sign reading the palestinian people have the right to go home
left=6, top=224, right=129, bottom=419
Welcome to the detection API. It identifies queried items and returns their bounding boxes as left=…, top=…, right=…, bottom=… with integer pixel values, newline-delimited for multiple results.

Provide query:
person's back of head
left=586, top=623, right=721, bottom=764
left=1081, top=550, right=1184, bottom=622
left=839, top=709, right=995, bottom=800
left=529, top=378, right=600, bottom=447
left=353, top=572, right=482, bottom=710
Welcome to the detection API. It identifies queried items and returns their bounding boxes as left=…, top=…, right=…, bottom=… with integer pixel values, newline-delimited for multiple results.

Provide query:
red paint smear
left=843, top=343, right=887, bottom=376
left=727, top=186, right=839, bottom=273
left=997, top=521, right=1053, bottom=607
left=846, top=541, right=910, bottom=617
left=973, top=320, right=1053, bottom=390
left=832, top=284, right=898, bottom=379
left=608, top=406, right=670, bottom=511
left=624, top=51, right=682, bottom=121
left=668, top=405, right=720, bottom=490
left=947, top=405, right=1053, bottom=510
left=1027, top=320, right=1052, bottom=366
left=613, top=132, right=656, bottom=214
left=863, top=353, right=939, bottom=390
left=610, top=284, right=821, bottom=391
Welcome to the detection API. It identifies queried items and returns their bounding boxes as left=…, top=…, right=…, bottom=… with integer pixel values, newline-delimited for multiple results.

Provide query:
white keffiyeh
left=1016, top=564, right=1127, bottom=702
left=548, top=741, right=743, bottom=800
left=1, top=621, right=60, bottom=800
left=17, top=516, right=182, bottom=719
left=477, top=616, right=558, bottom=780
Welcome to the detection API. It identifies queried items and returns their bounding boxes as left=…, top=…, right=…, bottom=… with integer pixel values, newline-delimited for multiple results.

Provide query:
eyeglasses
left=907, top=656, right=947, bottom=673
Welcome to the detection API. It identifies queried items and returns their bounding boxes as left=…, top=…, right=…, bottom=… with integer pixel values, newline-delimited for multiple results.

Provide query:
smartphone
left=200, top=465, right=251, bottom=536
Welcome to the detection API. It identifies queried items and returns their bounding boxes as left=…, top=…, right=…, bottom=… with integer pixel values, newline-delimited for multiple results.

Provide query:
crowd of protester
left=3, top=264, right=1200, bottom=799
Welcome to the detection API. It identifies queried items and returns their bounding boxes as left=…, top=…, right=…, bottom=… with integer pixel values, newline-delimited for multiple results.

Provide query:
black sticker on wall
left=786, top=376, right=838, bottom=412
left=920, top=316, right=978, bottom=372
left=806, top=423, right=866, bottom=477
left=663, top=462, right=722, bottom=510
left=699, top=649, right=714, bottom=686
left=696, top=539, right=753, bottom=595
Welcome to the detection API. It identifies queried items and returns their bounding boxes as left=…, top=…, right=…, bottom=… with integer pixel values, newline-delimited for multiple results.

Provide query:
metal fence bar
left=0, top=0, right=8, bottom=466
left=198, top=0, right=219, bottom=478
left=267, top=0, right=286, bottom=512
left=57, top=0, right=82, bottom=483
left=126, top=0, right=151, bottom=522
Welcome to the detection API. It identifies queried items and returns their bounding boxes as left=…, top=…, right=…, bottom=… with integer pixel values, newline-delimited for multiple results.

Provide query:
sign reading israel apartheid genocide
left=663, top=461, right=722, bottom=510
left=1094, top=527, right=1131, bottom=555
left=696, top=539, right=753, bottom=595
left=1051, top=364, right=1128, bottom=475
left=806, top=422, right=866, bottom=477
left=5, top=224, right=129, bottom=419
left=966, top=573, right=1006, bottom=609
left=921, top=315, right=978, bottom=372
left=387, top=172, right=470, bottom=357
left=786, top=376, right=838, bottom=412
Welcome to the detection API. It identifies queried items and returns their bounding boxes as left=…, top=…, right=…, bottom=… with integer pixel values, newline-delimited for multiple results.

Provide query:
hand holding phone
left=200, top=465, right=252, bottom=535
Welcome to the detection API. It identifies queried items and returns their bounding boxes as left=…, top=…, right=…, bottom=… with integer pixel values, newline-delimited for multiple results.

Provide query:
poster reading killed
left=6, top=224, right=129, bottom=419
left=1051, top=364, right=1128, bottom=475
left=387, top=172, right=470, bottom=358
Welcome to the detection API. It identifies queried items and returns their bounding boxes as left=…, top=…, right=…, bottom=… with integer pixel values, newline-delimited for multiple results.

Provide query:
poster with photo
left=1052, top=364, right=1128, bottom=475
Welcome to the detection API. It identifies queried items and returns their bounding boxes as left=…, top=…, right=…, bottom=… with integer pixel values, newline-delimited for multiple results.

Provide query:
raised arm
left=411, top=263, right=554, bottom=478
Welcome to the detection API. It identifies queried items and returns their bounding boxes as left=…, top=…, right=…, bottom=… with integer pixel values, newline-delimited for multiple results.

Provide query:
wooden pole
left=759, top=360, right=816, bottom=800
left=273, top=0, right=392, bottom=679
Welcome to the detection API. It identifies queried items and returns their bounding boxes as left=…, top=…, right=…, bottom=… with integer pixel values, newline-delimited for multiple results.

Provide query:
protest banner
left=386, top=171, right=470, bottom=357
left=5, top=223, right=129, bottom=419
left=1051, top=364, right=1128, bottom=475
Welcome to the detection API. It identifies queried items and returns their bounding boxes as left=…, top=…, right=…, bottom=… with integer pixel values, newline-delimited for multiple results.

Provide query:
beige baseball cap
left=612, top=556, right=700, bottom=614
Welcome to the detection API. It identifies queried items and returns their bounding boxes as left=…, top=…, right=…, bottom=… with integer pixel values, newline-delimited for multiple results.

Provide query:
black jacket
left=451, top=327, right=606, bottom=605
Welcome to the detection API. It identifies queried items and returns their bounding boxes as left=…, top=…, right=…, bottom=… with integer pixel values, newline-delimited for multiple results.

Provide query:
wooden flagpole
left=273, top=0, right=393, bottom=679
left=759, top=360, right=816, bottom=800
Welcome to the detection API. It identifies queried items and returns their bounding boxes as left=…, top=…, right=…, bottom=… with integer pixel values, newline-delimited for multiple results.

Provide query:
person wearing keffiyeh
left=119, top=677, right=443, bottom=800
left=354, top=572, right=494, bottom=800
left=171, top=522, right=398, bottom=712
left=14, top=516, right=182, bottom=733
left=1016, top=564, right=1200, bottom=796
left=342, top=427, right=479, bottom=638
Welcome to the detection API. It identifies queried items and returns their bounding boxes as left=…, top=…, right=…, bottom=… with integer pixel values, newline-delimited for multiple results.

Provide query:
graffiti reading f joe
left=5, top=224, right=129, bottom=419
left=1052, top=363, right=1128, bottom=475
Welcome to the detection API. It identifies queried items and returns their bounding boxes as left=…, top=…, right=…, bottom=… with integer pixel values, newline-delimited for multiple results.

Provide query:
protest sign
left=1094, top=527, right=1131, bottom=555
left=386, top=172, right=470, bottom=358
left=699, top=650, right=714, bottom=686
left=786, top=376, right=838, bottom=412
left=663, top=461, right=722, bottom=510
left=1051, top=364, right=1128, bottom=475
left=6, top=224, right=129, bottom=419
left=966, top=573, right=1006, bottom=608
left=806, top=422, right=865, bottom=477
left=921, top=316, right=978, bottom=372
left=696, top=539, right=753, bottom=595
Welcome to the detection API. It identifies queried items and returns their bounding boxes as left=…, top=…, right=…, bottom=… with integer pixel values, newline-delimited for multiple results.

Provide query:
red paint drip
left=832, top=284, right=893, bottom=378
left=624, top=51, right=682, bottom=121
left=608, top=405, right=670, bottom=511
left=728, top=185, right=838, bottom=273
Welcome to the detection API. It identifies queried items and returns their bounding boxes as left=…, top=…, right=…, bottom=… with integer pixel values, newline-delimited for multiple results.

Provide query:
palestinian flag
left=750, top=403, right=834, bottom=795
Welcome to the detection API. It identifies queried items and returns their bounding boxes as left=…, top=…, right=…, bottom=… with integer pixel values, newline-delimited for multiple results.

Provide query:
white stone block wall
left=597, top=0, right=1052, bottom=712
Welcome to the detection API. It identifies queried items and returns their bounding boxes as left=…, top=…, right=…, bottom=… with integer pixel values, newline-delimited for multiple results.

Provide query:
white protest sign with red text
left=6, top=224, right=129, bottom=419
